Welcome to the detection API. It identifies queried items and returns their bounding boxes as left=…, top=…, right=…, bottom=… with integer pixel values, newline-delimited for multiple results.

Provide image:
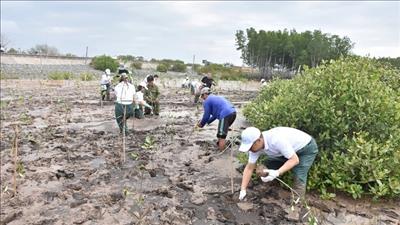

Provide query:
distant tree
left=28, top=44, right=60, bottom=56
left=90, top=55, right=119, bottom=72
left=131, top=61, right=143, bottom=70
left=65, top=53, right=77, bottom=57
left=235, top=28, right=354, bottom=77
left=376, top=57, right=400, bottom=70
left=171, top=62, right=187, bottom=72
left=0, top=34, right=11, bottom=51
left=156, top=64, right=168, bottom=73
left=7, top=48, right=18, bottom=54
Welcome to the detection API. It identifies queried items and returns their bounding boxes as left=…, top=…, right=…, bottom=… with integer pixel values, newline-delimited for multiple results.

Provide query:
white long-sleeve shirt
left=100, top=73, right=111, bottom=85
left=114, top=82, right=136, bottom=105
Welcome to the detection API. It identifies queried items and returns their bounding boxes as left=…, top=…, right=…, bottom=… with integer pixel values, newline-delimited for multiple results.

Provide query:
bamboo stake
left=122, top=105, right=126, bottom=163
left=12, top=125, right=19, bottom=195
left=230, top=144, right=234, bottom=194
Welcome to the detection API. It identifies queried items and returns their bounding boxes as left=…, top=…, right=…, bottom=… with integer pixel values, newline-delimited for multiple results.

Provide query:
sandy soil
left=0, top=79, right=399, bottom=225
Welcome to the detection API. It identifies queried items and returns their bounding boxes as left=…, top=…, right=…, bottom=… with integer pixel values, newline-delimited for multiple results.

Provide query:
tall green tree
left=235, top=28, right=354, bottom=76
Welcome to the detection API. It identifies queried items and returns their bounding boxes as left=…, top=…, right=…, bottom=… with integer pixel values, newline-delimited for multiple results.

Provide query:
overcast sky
left=1, top=1, right=399, bottom=66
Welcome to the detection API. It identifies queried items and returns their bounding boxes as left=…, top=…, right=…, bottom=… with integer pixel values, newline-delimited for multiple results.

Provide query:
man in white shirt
left=100, top=69, right=112, bottom=100
left=238, top=127, right=318, bottom=201
left=189, top=80, right=205, bottom=104
left=114, top=73, right=136, bottom=134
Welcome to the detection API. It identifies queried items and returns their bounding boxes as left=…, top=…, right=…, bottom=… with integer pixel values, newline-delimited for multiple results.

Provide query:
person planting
left=238, top=126, right=318, bottom=202
left=134, top=83, right=153, bottom=119
left=196, top=87, right=236, bottom=151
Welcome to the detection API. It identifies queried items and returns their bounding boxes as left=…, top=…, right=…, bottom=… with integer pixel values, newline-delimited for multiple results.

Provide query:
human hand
left=260, top=169, right=279, bottom=182
left=239, top=190, right=247, bottom=200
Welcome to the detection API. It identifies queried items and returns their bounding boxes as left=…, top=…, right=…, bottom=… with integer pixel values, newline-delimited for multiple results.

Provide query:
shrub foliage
left=156, top=64, right=168, bottom=73
left=131, top=61, right=143, bottom=70
left=243, top=57, right=400, bottom=198
left=90, top=55, right=119, bottom=72
left=48, top=71, right=74, bottom=80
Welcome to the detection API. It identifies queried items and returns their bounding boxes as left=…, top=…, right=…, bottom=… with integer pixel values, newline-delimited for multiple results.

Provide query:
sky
left=1, top=1, right=399, bottom=66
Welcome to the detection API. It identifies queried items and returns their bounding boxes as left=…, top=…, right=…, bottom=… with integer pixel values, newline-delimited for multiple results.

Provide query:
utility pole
left=192, top=54, right=195, bottom=75
left=85, top=46, right=88, bottom=64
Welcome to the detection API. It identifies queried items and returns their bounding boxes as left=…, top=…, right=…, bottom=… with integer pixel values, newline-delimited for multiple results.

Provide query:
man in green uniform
left=144, top=75, right=160, bottom=116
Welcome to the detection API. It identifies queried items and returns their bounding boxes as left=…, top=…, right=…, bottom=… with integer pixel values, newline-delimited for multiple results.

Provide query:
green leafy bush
left=90, top=55, right=119, bottom=72
left=243, top=56, right=400, bottom=198
left=171, top=62, right=187, bottom=72
left=156, top=64, right=168, bottom=73
left=79, top=72, right=95, bottom=81
left=48, top=71, right=74, bottom=80
left=197, top=63, right=248, bottom=81
left=131, top=61, right=143, bottom=70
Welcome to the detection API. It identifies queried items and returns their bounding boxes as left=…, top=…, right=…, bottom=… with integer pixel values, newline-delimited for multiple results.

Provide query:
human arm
left=142, top=101, right=153, bottom=109
left=198, top=102, right=211, bottom=127
left=207, top=115, right=217, bottom=125
left=261, top=154, right=299, bottom=182
left=239, top=163, right=256, bottom=200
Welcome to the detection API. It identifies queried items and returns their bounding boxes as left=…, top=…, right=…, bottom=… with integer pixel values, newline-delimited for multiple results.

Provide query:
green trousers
left=264, top=138, right=318, bottom=185
left=115, top=103, right=134, bottom=133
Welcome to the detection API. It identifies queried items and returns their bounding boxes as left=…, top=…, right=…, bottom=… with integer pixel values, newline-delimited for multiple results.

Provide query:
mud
left=1, top=79, right=399, bottom=225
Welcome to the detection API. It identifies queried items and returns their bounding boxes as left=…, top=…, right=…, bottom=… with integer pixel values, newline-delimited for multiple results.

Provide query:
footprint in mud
left=55, top=169, right=74, bottom=179
left=194, top=140, right=216, bottom=150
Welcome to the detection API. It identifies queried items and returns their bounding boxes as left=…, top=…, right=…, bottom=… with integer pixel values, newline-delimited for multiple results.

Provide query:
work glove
left=261, top=169, right=279, bottom=183
left=239, top=189, right=247, bottom=200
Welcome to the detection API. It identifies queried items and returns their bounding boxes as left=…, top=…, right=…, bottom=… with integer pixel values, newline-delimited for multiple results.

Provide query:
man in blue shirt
left=196, top=87, right=236, bottom=150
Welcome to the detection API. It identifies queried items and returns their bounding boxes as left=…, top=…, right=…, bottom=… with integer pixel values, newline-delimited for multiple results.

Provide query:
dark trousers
left=115, top=103, right=134, bottom=133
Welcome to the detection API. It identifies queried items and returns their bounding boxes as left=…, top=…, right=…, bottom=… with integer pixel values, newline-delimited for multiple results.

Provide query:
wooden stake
left=122, top=105, right=126, bottom=163
left=12, top=125, right=19, bottom=195
left=230, top=143, right=234, bottom=194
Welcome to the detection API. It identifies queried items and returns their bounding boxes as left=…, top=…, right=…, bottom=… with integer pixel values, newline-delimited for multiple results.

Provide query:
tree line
left=235, top=28, right=354, bottom=77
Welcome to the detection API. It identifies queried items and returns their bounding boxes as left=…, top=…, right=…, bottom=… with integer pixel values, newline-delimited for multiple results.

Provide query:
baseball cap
left=238, top=127, right=261, bottom=152
left=200, top=87, right=211, bottom=95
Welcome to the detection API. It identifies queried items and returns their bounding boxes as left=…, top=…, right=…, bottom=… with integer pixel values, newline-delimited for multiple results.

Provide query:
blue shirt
left=200, top=95, right=236, bottom=127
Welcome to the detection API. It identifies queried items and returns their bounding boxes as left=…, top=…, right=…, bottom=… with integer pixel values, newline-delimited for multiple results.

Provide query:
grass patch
left=48, top=71, right=74, bottom=80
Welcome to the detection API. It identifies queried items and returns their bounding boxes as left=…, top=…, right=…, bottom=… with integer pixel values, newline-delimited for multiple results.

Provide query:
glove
left=261, top=169, right=279, bottom=183
left=239, top=190, right=247, bottom=200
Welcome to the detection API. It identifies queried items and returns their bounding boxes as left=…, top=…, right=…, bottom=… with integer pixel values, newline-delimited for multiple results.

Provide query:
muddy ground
left=1, top=79, right=399, bottom=225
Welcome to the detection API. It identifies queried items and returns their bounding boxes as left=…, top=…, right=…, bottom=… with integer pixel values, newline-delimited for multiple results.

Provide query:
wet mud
left=1, top=79, right=399, bottom=225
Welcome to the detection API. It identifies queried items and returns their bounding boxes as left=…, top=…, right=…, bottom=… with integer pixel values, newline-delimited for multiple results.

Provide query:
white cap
left=105, top=68, right=111, bottom=75
left=200, top=87, right=211, bottom=95
left=238, top=127, right=261, bottom=152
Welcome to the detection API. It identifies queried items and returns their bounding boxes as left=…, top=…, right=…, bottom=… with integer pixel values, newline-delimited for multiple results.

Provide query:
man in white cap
left=114, top=73, right=136, bottom=134
left=100, top=68, right=112, bottom=100
left=238, top=126, right=318, bottom=201
left=196, top=87, right=236, bottom=150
